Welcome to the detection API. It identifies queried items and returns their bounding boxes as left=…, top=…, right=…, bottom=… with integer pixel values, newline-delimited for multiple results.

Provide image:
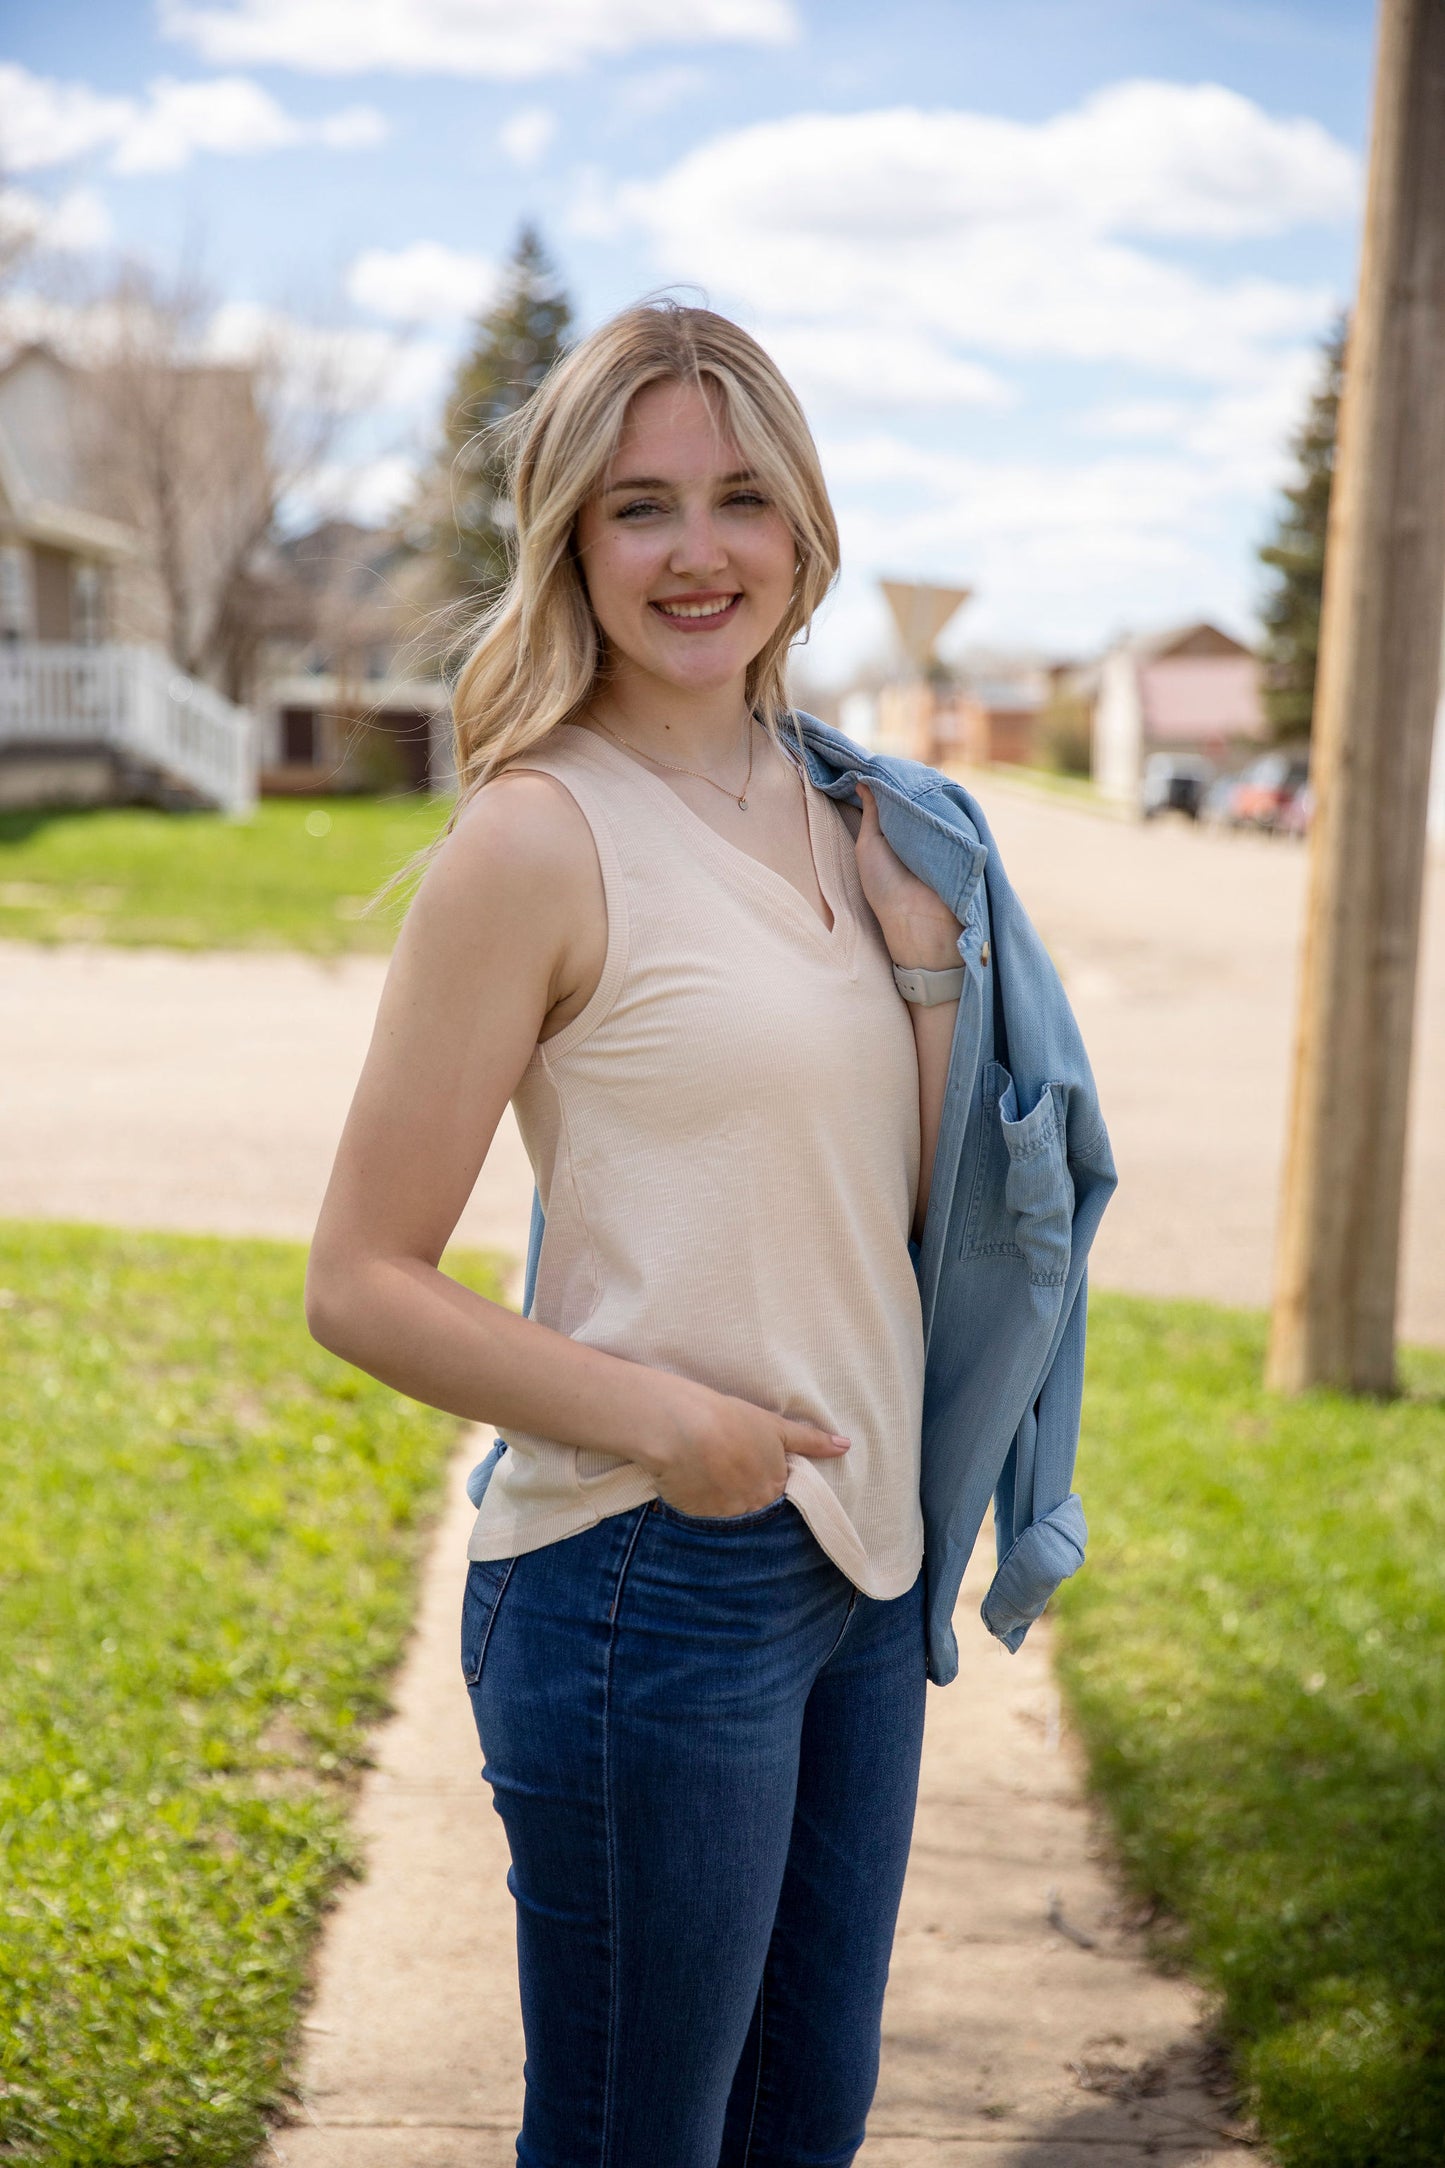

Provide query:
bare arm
left=852, top=783, right=962, bottom=1242
left=904, top=997, right=959, bottom=1239
left=305, top=772, right=849, bottom=1516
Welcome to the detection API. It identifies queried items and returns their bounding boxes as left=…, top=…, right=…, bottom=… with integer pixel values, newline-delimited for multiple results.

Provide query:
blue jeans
left=461, top=1494, right=927, bottom=2168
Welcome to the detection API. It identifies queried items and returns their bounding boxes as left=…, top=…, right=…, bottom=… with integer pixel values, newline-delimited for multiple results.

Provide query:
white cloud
left=799, top=443, right=1247, bottom=682
left=0, top=63, right=134, bottom=168
left=346, top=241, right=499, bottom=323
left=293, top=450, right=418, bottom=524
left=204, top=299, right=453, bottom=413
left=608, top=83, right=1356, bottom=387
left=0, top=287, right=417, bottom=404
left=796, top=411, right=1297, bottom=675
left=158, top=0, right=798, bottom=77
left=313, top=105, right=391, bottom=150
left=609, top=64, right=707, bottom=120
left=0, top=183, right=112, bottom=254
left=1078, top=347, right=1320, bottom=484
left=618, top=81, right=1356, bottom=252
left=1079, top=398, right=1192, bottom=441
left=0, top=60, right=386, bottom=175
left=499, top=106, right=557, bottom=167
left=757, top=323, right=1015, bottom=412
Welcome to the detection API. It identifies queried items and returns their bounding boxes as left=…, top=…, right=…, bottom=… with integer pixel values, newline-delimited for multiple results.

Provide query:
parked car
left=1227, top=752, right=1310, bottom=833
left=1141, top=751, right=1214, bottom=820
left=1198, top=773, right=1241, bottom=827
left=1275, top=778, right=1314, bottom=839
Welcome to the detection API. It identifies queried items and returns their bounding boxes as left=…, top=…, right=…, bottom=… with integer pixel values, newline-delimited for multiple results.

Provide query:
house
left=1092, top=620, right=1268, bottom=804
left=251, top=520, right=451, bottom=796
left=871, top=659, right=1047, bottom=769
left=0, top=342, right=254, bottom=815
left=933, top=659, right=1049, bottom=767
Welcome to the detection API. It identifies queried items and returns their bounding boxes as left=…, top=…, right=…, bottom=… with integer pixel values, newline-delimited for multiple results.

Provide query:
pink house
left=1093, top=621, right=1268, bottom=804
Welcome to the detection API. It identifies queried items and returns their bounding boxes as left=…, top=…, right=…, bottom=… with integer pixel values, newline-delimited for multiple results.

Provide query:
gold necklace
left=589, top=710, right=756, bottom=810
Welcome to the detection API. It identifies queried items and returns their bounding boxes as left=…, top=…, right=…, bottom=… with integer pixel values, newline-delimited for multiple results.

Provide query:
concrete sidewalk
left=271, top=1440, right=1256, bottom=2168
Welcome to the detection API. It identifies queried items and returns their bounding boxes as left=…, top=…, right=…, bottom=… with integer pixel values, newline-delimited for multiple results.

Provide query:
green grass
left=1057, top=1293, right=1445, bottom=2168
left=0, top=795, right=452, bottom=953
left=0, top=1219, right=505, bottom=2166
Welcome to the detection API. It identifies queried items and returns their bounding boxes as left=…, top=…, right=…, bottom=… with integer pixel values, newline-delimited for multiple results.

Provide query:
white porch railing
left=0, top=641, right=256, bottom=816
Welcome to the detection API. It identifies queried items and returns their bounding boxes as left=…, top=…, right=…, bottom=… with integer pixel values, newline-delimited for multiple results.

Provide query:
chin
left=647, top=645, right=754, bottom=694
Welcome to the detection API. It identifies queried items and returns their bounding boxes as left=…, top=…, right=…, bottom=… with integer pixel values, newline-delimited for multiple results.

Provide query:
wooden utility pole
left=1268, top=0, right=1445, bottom=1394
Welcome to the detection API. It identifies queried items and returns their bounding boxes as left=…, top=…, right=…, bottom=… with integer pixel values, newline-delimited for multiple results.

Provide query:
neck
left=589, top=660, right=753, bottom=764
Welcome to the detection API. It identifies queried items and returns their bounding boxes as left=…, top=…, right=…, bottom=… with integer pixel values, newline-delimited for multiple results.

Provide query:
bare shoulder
left=391, top=763, right=606, bottom=1037
left=448, top=766, right=595, bottom=879
left=413, top=766, right=599, bottom=924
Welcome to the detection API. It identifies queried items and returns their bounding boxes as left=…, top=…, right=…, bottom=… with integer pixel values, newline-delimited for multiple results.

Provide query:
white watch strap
left=892, top=963, right=966, bottom=1006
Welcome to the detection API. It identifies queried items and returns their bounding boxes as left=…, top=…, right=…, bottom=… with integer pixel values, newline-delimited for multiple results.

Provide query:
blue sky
left=1, top=0, right=1374, bottom=681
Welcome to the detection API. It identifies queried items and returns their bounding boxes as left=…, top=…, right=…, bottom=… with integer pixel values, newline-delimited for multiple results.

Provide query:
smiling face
left=573, top=376, right=798, bottom=708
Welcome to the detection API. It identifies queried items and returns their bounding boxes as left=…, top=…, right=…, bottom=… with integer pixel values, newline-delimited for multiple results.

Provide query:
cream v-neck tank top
left=465, top=723, right=926, bottom=1599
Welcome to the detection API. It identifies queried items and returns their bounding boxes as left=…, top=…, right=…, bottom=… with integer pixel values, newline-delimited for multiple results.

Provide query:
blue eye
left=616, top=499, right=663, bottom=520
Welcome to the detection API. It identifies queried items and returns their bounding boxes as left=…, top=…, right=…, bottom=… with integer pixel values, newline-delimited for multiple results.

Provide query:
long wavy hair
left=375, top=299, right=840, bottom=906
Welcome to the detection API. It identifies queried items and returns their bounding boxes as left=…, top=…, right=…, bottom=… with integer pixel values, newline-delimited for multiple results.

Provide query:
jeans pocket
left=460, top=1556, right=516, bottom=1689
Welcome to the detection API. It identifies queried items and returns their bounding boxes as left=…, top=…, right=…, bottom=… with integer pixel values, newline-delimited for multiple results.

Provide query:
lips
left=650, top=593, right=741, bottom=626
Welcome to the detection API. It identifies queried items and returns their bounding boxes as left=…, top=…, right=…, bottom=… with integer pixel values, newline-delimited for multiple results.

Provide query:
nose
left=668, top=503, right=729, bottom=578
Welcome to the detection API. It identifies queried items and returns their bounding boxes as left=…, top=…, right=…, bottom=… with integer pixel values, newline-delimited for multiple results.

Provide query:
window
left=282, top=707, right=318, bottom=765
left=72, top=562, right=106, bottom=646
left=0, top=544, right=33, bottom=640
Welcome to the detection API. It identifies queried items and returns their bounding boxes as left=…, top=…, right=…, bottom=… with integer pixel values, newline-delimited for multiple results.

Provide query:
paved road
left=4, top=785, right=1440, bottom=1339
left=954, top=774, right=1444, bottom=1345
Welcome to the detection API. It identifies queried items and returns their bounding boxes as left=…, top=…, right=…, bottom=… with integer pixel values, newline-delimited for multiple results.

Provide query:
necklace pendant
left=737, top=794, right=748, bottom=810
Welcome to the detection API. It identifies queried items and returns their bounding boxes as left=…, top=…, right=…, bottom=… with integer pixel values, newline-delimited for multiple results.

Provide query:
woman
left=306, top=300, right=1113, bottom=2166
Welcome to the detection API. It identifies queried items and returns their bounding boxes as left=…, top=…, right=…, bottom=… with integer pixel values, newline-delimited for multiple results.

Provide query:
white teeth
left=656, top=596, right=737, bottom=619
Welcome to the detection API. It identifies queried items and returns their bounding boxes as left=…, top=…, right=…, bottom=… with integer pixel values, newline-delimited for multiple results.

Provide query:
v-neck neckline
left=564, top=722, right=852, bottom=957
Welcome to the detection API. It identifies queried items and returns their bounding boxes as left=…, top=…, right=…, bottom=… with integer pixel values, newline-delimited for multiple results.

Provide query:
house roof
left=1126, top=619, right=1254, bottom=662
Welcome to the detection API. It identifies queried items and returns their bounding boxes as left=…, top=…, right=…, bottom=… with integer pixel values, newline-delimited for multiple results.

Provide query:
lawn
left=0, top=795, right=452, bottom=954
left=0, top=1219, right=505, bottom=2167
left=7, top=1239, right=1441, bottom=2167
left=1057, top=1293, right=1445, bottom=2168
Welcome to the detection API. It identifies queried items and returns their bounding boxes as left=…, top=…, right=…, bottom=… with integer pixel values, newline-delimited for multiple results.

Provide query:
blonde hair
left=374, top=300, right=838, bottom=907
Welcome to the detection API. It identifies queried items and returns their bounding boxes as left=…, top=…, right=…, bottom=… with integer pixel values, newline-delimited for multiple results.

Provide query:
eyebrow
left=601, top=468, right=760, bottom=493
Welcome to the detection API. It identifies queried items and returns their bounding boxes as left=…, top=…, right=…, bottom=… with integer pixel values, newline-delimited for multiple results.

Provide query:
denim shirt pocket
left=960, top=1061, right=1074, bottom=1288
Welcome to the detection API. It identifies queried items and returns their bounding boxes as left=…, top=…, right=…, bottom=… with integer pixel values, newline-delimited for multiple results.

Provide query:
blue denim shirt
left=468, top=711, right=1117, bottom=1686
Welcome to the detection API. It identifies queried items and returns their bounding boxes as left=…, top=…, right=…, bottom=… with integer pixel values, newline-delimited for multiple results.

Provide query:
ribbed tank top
left=465, top=722, right=926, bottom=1599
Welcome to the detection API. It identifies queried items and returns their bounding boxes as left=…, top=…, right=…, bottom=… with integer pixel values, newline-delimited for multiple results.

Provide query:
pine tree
left=423, top=224, right=573, bottom=610
left=1257, top=312, right=1348, bottom=742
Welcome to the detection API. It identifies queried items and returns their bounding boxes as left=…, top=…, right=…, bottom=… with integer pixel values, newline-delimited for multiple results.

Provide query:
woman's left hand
left=853, top=782, right=962, bottom=969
